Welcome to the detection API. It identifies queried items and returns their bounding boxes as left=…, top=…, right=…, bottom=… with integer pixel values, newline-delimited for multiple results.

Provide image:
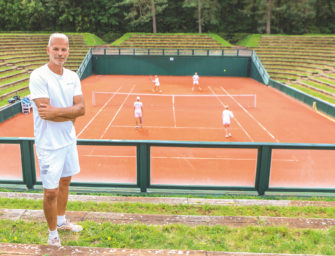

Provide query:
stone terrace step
left=2, top=208, right=335, bottom=229
left=1, top=243, right=325, bottom=256
left=2, top=192, right=335, bottom=207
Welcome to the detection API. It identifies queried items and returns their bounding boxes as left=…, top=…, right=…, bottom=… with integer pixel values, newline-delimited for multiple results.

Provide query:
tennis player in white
left=152, top=75, right=162, bottom=93
left=134, top=96, right=143, bottom=129
left=192, top=72, right=202, bottom=91
left=222, top=105, right=234, bottom=138
left=29, top=33, right=85, bottom=246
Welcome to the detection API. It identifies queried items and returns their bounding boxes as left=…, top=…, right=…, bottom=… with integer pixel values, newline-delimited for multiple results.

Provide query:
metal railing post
left=20, top=140, right=36, bottom=189
left=137, top=143, right=150, bottom=192
left=255, top=145, right=272, bottom=195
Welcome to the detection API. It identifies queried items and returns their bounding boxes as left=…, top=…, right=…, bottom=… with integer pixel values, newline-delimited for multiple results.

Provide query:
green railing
left=92, top=48, right=253, bottom=57
left=1, top=137, right=335, bottom=195
left=77, top=48, right=92, bottom=80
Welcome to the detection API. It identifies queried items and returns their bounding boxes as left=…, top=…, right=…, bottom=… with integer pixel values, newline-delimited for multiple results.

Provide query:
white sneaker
left=225, top=135, right=229, bottom=138
left=48, top=236, right=61, bottom=246
left=229, top=133, right=232, bottom=137
left=58, top=219, right=83, bottom=232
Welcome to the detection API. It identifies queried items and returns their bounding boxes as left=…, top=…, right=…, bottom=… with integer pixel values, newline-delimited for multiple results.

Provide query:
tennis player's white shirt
left=222, top=109, right=234, bottom=124
left=193, top=74, right=199, bottom=84
left=154, top=77, right=160, bottom=86
left=134, top=101, right=143, bottom=118
left=29, top=64, right=83, bottom=150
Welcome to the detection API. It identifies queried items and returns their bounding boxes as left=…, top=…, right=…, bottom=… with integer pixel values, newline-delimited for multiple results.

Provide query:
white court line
left=100, top=85, right=137, bottom=139
left=77, top=86, right=122, bottom=138
left=82, top=154, right=298, bottom=162
left=172, top=95, right=176, bottom=128
left=220, top=86, right=279, bottom=143
left=208, top=86, right=254, bottom=142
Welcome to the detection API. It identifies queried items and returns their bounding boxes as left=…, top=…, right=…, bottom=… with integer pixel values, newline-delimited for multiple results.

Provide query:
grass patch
left=290, top=84, right=335, bottom=104
left=1, top=198, right=335, bottom=219
left=317, top=77, right=335, bottom=86
left=304, top=81, right=335, bottom=94
left=0, top=75, right=29, bottom=87
left=82, top=33, right=105, bottom=46
left=0, top=219, right=335, bottom=254
left=0, top=89, right=29, bottom=108
left=209, top=34, right=232, bottom=47
left=110, top=32, right=132, bottom=46
left=237, top=34, right=261, bottom=47
left=0, top=70, right=24, bottom=78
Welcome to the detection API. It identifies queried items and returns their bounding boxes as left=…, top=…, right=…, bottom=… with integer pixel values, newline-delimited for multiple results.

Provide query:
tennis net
left=92, top=91, right=257, bottom=109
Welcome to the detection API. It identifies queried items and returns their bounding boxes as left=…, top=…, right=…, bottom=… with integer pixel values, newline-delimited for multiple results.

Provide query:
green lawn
left=1, top=219, right=334, bottom=254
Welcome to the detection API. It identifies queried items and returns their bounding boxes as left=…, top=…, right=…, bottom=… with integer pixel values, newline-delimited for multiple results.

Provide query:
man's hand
left=34, top=95, right=85, bottom=122
left=37, top=103, right=57, bottom=120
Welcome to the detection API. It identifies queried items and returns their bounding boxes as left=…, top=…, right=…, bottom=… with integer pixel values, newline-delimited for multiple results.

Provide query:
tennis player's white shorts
left=134, top=110, right=142, bottom=118
left=36, top=142, right=80, bottom=189
left=193, top=81, right=199, bottom=85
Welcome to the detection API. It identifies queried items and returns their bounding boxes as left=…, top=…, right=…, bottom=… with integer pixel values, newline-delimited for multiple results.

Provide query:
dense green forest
left=1, top=0, right=334, bottom=41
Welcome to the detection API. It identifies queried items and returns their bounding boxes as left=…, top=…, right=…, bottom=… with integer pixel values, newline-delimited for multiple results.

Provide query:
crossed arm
left=34, top=95, right=85, bottom=122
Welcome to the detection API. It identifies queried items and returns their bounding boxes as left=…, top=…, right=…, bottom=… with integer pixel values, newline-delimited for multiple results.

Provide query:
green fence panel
left=137, top=143, right=150, bottom=192
left=0, top=101, right=21, bottom=123
left=20, top=140, right=36, bottom=189
left=93, top=55, right=249, bottom=77
left=255, top=146, right=272, bottom=196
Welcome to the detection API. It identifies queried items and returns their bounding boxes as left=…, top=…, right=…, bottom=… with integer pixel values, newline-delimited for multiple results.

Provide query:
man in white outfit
left=192, top=72, right=202, bottom=91
left=29, top=33, right=85, bottom=246
left=134, top=96, right=143, bottom=129
left=222, top=105, right=234, bottom=138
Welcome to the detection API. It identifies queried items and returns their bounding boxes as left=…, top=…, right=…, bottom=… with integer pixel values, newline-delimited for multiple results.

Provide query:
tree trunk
left=266, top=0, right=271, bottom=34
left=152, top=0, right=157, bottom=33
left=198, top=0, right=202, bottom=33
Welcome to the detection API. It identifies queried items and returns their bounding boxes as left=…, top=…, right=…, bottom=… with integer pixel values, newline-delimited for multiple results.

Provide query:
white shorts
left=134, top=111, right=142, bottom=118
left=193, top=81, right=199, bottom=85
left=36, top=143, right=80, bottom=189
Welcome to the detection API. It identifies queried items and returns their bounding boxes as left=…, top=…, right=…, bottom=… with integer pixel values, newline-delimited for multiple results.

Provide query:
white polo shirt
left=193, top=74, right=199, bottom=84
left=134, top=101, right=143, bottom=113
left=29, top=64, right=83, bottom=150
left=222, top=109, right=234, bottom=124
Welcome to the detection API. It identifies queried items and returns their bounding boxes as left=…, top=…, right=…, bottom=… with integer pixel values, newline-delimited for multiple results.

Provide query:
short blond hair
left=48, top=33, right=69, bottom=47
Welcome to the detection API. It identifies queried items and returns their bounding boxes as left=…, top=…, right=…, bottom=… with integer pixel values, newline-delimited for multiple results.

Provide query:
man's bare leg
left=57, top=176, right=71, bottom=216
left=43, top=188, right=59, bottom=231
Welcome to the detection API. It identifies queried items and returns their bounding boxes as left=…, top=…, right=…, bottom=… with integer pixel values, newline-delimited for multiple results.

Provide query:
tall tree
left=266, top=0, right=272, bottom=34
left=183, top=0, right=220, bottom=33
left=119, top=0, right=167, bottom=33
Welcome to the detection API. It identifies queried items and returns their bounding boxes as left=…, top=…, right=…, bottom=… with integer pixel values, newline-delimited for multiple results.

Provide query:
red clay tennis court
left=1, top=75, right=335, bottom=190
